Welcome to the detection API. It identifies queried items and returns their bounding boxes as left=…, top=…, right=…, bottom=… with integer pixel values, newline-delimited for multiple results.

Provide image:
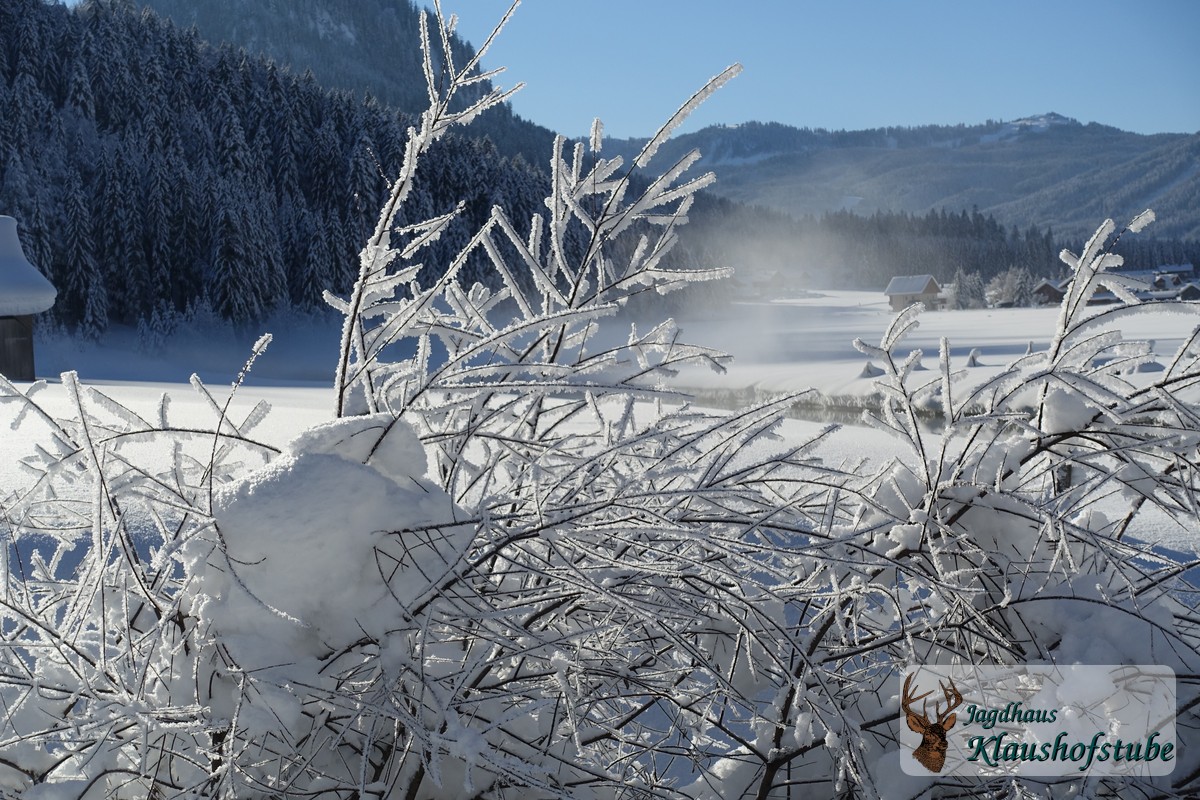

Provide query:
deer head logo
left=902, top=673, right=963, bottom=773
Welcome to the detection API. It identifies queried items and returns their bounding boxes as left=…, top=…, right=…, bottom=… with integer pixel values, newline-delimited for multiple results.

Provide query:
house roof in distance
left=884, top=275, right=939, bottom=295
left=0, top=216, right=56, bottom=316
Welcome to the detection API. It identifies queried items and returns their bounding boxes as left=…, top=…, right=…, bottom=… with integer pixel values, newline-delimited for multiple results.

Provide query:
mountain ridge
left=134, top=0, right=557, bottom=166
left=134, top=0, right=1198, bottom=241
left=599, top=117, right=1199, bottom=241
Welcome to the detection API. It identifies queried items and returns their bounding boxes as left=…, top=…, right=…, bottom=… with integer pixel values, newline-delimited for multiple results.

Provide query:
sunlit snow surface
left=671, top=290, right=1197, bottom=399
left=8, top=290, right=1199, bottom=558
left=670, top=291, right=1200, bottom=558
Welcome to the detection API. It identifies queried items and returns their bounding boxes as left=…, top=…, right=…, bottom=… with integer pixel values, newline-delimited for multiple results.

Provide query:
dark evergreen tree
left=95, top=144, right=146, bottom=323
left=209, top=185, right=261, bottom=324
left=294, top=206, right=334, bottom=309
left=141, top=149, right=176, bottom=313
left=59, top=167, right=106, bottom=336
left=65, top=51, right=94, bottom=120
left=345, top=127, right=382, bottom=249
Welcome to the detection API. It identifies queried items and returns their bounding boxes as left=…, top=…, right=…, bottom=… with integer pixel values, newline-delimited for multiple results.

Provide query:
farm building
left=883, top=274, right=942, bottom=311
left=1032, top=278, right=1067, bottom=305
left=1179, top=283, right=1200, bottom=302
left=0, top=216, right=56, bottom=380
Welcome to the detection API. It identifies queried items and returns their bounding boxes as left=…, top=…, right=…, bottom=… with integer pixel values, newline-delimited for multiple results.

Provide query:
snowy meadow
left=3, top=6, right=1200, bottom=800
left=21, top=291, right=1200, bottom=564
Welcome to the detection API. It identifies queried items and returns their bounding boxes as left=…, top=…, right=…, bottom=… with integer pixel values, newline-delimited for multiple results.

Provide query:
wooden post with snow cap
left=0, top=216, right=56, bottom=380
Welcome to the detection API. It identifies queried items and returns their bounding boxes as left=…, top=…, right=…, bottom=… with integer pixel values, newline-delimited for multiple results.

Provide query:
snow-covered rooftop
left=884, top=275, right=938, bottom=295
left=0, top=216, right=56, bottom=316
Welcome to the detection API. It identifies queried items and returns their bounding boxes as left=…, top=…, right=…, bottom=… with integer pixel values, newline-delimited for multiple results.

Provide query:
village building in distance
left=886, top=265, right=1197, bottom=311
left=1038, top=264, right=1197, bottom=306
left=884, top=275, right=943, bottom=311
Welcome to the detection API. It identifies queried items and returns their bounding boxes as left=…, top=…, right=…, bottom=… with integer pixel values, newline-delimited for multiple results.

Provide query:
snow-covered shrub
left=839, top=213, right=1200, bottom=795
left=1, top=4, right=1198, bottom=799
left=0, top=358, right=278, bottom=798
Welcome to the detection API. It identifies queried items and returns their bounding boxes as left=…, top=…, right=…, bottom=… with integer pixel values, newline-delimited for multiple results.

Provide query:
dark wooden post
left=0, top=315, right=35, bottom=380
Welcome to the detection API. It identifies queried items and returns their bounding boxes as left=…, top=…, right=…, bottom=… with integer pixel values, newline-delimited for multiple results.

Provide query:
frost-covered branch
left=332, top=1, right=521, bottom=417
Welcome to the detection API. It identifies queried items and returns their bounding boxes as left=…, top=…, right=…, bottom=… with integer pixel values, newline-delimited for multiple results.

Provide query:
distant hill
left=602, top=116, right=1200, bottom=241
left=133, top=0, right=1200, bottom=243
left=132, top=0, right=1200, bottom=244
left=135, top=0, right=557, bottom=167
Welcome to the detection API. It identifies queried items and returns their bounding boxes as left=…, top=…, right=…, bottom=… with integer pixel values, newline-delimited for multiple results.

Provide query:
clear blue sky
left=431, top=0, right=1200, bottom=138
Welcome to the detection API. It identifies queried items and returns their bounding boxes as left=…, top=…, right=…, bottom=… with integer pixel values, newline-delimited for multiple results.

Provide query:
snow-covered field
left=30, top=290, right=1200, bottom=403
left=684, top=291, right=1200, bottom=559
left=9, top=289, right=1199, bottom=562
left=672, top=290, right=1199, bottom=400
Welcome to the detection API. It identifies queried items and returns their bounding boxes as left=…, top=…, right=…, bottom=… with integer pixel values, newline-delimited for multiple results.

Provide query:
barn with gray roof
left=883, top=274, right=942, bottom=311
